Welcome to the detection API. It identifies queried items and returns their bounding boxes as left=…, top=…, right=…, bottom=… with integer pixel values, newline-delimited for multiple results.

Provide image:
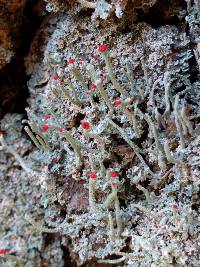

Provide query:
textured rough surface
left=0, top=0, right=200, bottom=266
left=0, top=0, right=45, bottom=118
left=0, top=0, right=26, bottom=68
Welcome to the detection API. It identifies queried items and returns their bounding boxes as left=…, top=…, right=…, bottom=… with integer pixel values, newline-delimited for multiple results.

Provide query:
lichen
left=1, top=0, right=200, bottom=266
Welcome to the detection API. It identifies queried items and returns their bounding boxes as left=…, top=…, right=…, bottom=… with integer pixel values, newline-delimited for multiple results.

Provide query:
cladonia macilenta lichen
left=0, top=1, right=200, bottom=266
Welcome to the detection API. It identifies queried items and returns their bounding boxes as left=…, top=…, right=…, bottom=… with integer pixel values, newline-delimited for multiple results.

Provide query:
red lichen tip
left=0, top=249, right=9, bottom=255
left=90, top=172, right=97, bottom=179
left=93, top=54, right=98, bottom=60
left=53, top=73, right=59, bottom=80
left=52, top=157, right=60, bottom=163
left=0, top=130, right=6, bottom=136
left=90, top=83, right=97, bottom=89
left=172, top=203, right=178, bottom=209
left=59, top=128, right=64, bottom=133
left=43, top=114, right=51, bottom=120
left=81, top=120, right=91, bottom=130
left=98, top=44, right=108, bottom=53
left=41, top=124, right=49, bottom=132
left=111, top=182, right=118, bottom=187
left=60, top=80, right=64, bottom=86
left=111, top=171, right=119, bottom=178
left=114, top=97, right=122, bottom=106
left=135, top=183, right=141, bottom=190
left=67, top=58, right=75, bottom=64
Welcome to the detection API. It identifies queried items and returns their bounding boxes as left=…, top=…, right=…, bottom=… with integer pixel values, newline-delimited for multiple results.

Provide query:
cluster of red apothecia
left=89, top=170, right=119, bottom=187
left=52, top=44, right=125, bottom=107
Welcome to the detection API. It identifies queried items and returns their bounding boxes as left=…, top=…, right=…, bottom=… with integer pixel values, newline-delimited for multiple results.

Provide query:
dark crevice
left=188, top=52, right=199, bottom=83
left=0, top=0, right=45, bottom=119
left=0, top=58, right=28, bottom=118
left=43, top=233, right=59, bottom=249
left=136, top=0, right=187, bottom=28
left=61, top=245, right=78, bottom=267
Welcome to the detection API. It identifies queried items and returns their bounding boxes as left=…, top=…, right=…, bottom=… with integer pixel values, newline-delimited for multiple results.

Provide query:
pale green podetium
left=100, top=49, right=129, bottom=98
left=0, top=133, right=32, bottom=174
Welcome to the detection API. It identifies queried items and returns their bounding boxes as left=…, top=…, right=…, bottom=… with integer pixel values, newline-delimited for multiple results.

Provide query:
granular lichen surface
left=0, top=1, right=200, bottom=266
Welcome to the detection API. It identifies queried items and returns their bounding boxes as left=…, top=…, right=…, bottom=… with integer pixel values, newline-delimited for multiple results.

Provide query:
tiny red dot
left=93, top=54, right=98, bottom=60
left=90, top=83, right=97, bottom=89
left=52, top=157, right=60, bottom=163
left=0, top=130, right=6, bottom=136
left=114, top=97, right=122, bottom=106
left=43, top=114, right=51, bottom=120
left=90, top=172, right=97, bottom=179
left=172, top=203, right=178, bottom=209
left=60, top=80, right=64, bottom=86
left=67, top=58, right=75, bottom=64
left=111, top=171, right=119, bottom=178
left=98, top=44, right=108, bottom=53
left=53, top=74, right=59, bottom=80
left=0, top=249, right=9, bottom=255
left=81, top=120, right=91, bottom=130
left=42, top=124, right=49, bottom=132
